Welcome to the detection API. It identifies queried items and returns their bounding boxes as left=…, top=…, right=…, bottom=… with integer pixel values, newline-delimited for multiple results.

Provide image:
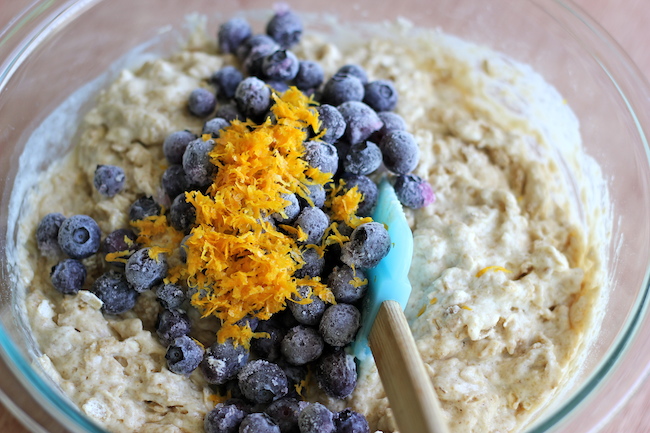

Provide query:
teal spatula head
left=352, top=178, right=414, bottom=359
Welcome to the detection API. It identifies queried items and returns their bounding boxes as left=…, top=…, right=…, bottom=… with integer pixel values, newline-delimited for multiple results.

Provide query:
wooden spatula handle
left=369, top=300, right=450, bottom=433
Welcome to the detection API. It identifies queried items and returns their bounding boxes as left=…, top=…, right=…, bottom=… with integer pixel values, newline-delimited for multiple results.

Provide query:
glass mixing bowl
left=1, top=1, right=650, bottom=432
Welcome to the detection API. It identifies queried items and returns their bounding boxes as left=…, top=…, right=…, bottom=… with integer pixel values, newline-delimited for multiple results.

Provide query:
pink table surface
left=1, top=0, right=649, bottom=431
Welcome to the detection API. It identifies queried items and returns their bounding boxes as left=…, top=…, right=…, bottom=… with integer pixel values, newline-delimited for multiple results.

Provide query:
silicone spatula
left=352, top=178, right=449, bottom=433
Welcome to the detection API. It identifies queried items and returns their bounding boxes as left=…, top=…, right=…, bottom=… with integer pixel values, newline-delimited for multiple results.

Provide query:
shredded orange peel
left=475, top=266, right=512, bottom=278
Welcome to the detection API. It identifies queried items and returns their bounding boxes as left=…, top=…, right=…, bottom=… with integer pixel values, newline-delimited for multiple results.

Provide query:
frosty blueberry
left=337, top=64, right=368, bottom=84
left=125, top=248, right=168, bottom=292
left=215, top=102, right=243, bottom=122
left=156, top=308, right=191, bottom=345
left=129, top=196, right=161, bottom=221
left=380, top=130, right=420, bottom=175
left=341, top=222, right=391, bottom=269
left=327, top=265, right=368, bottom=303
left=211, top=66, right=244, bottom=100
left=335, top=409, right=370, bottom=433
left=319, top=304, right=361, bottom=347
left=315, top=104, right=346, bottom=144
left=294, top=207, right=329, bottom=245
left=266, top=8, right=303, bottom=49
left=202, top=117, right=230, bottom=137
left=337, top=101, right=383, bottom=144
left=393, top=174, right=435, bottom=209
left=218, top=17, right=252, bottom=54
left=315, top=349, right=357, bottom=399
left=163, top=130, right=196, bottom=165
left=293, top=247, right=325, bottom=279
left=272, top=193, right=300, bottom=224
left=251, top=320, right=286, bottom=361
left=50, top=259, right=86, bottom=295
left=370, top=111, right=407, bottom=143
left=340, top=174, right=378, bottom=216
left=363, top=79, right=398, bottom=112
left=281, top=325, right=324, bottom=366
left=265, top=398, right=306, bottom=433
left=166, top=335, right=204, bottom=375
left=294, top=60, right=324, bottom=91
left=235, top=77, right=272, bottom=120
left=303, top=141, right=339, bottom=175
left=288, top=286, right=326, bottom=326
left=183, top=137, right=216, bottom=187
left=36, top=212, right=65, bottom=256
left=103, top=228, right=137, bottom=255
left=156, top=283, right=185, bottom=309
left=236, top=34, right=279, bottom=62
left=204, top=403, right=247, bottom=433
left=262, top=50, right=299, bottom=81
left=297, top=183, right=326, bottom=209
left=91, top=270, right=138, bottom=315
left=188, top=88, right=217, bottom=118
left=322, top=73, right=364, bottom=106
left=239, top=413, right=280, bottom=433
left=201, top=339, right=249, bottom=385
left=93, top=165, right=126, bottom=197
left=237, top=360, right=288, bottom=404
left=162, top=165, right=191, bottom=200
left=58, top=215, right=101, bottom=259
left=343, top=141, right=382, bottom=175
left=298, top=403, right=335, bottom=433
left=169, top=193, right=196, bottom=233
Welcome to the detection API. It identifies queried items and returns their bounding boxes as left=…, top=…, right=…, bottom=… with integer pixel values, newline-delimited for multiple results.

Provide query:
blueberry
left=370, top=111, right=406, bottom=143
left=243, top=40, right=280, bottom=77
left=237, top=360, right=288, bottom=404
left=235, top=315, right=260, bottom=331
left=169, top=193, right=196, bottom=233
left=337, top=101, right=382, bottom=145
left=201, top=339, right=249, bottom=385
left=218, top=17, right=252, bottom=54
left=281, top=325, right=324, bottom=366
left=129, top=196, right=161, bottom=221
left=102, top=228, right=138, bottom=255
left=394, top=174, right=435, bottom=209
left=188, top=88, right=217, bottom=118
left=272, top=193, right=300, bottom=224
left=322, top=74, right=364, bottom=106
left=340, top=174, right=378, bottom=216
left=204, top=403, right=247, bottom=433
left=315, top=349, right=357, bottom=399
left=156, top=283, right=185, bottom=309
left=239, top=413, right=280, bottom=433
left=333, top=141, right=351, bottom=174
left=156, top=308, right=191, bottom=345
left=315, top=105, right=345, bottom=144
left=251, top=320, right=286, bottom=361
left=236, top=34, right=279, bottom=62
left=166, top=335, right=204, bottom=375
left=93, top=165, right=126, bottom=197
left=297, top=183, right=326, bottom=209
left=211, top=66, right=244, bottom=100
left=265, top=398, right=306, bottom=433
left=288, top=285, right=327, bottom=326
left=183, top=137, right=216, bottom=187
left=91, top=270, right=138, bottom=315
left=343, top=141, right=382, bottom=175
left=293, top=207, right=329, bottom=245
left=380, top=130, right=420, bottom=175
left=215, top=102, right=243, bottom=123
left=319, top=304, right=361, bottom=347
left=298, top=403, right=335, bottom=433
left=265, top=79, right=290, bottom=93
left=163, top=130, right=197, bottom=165
left=125, top=247, right=168, bottom=292
left=327, top=265, right=367, bottom=303
left=36, top=213, right=65, bottom=256
left=276, top=359, right=307, bottom=397
left=335, top=409, right=370, bottom=433
left=337, top=64, right=368, bottom=84
left=266, top=8, right=303, bottom=49
left=262, top=50, right=299, bottom=81
left=235, top=77, right=272, bottom=121
left=58, top=215, right=101, bottom=259
left=162, top=165, right=191, bottom=199
left=363, top=80, right=398, bottom=112
left=202, top=117, right=230, bottom=137
left=341, top=222, right=390, bottom=269
left=303, top=141, right=338, bottom=175
left=294, top=247, right=325, bottom=279
left=50, top=259, right=86, bottom=295
left=293, top=60, right=324, bottom=91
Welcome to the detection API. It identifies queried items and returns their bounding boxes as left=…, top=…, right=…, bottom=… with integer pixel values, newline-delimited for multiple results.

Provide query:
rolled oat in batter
left=12, top=13, right=604, bottom=433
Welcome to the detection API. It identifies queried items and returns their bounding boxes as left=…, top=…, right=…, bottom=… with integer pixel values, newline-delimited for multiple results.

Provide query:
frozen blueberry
left=293, top=247, right=325, bottom=279
left=363, top=80, right=398, bottom=112
left=380, top=130, right=420, bottom=175
left=337, top=101, right=382, bottom=145
left=156, top=283, right=185, bottom=309
left=215, top=102, right=243, bottom=122
left=303, top=141, right=338, bottom=175
left=183, top=137, right=216, bottom=187
left=276, top=359, right=307, bottom=397
left=336, top=64, right=368, bottom=84
left=327, top=265, right=367, bottom=303
left=237, top=34, right=279, bottom=62
left=393, top=174, right=435, bottom=209
left=235, top=77, right=272, bottom=121
left=162, top=165, right=191, bottom=199
left=319, top=304, right=361, bottom=347
left=281, top=325, right=324, bottom=365
left=266, top=8, right=303, bottom=49
left=211, top=66, right=244, bottom=100
left=340, top=174, right=378, bottom=216
left=293, top=60, right=324, bottom=91
left=239, top=413, right=280, bottom=433
left=370, top=111, right=407, bottom=143
left=188, top=88, right=217, bottom=118
left=297, top=183, right=326, bottom=209
left=322, top=74, right=364, bottom=106
left=125, top=247, right=168, bottom=292
left=102, top=228, right=138, bottom=255
left=315, top=349, right=357, bottom=399
left=91, top=270, right=138, bottom=314
left=218, top=17, right=252, bottom=54
left=251, top=320, right=286, bottom=361
left=238, top=360, right=288, bottom=404
left=204, top=403, right=247, bottom=433
left=156, top=308, right=191, bottom=345
left=166, top=335, right=204, bottom=375
left=341, top=222, right=390, bottom=269
left=93, top=165, right=125, bottom=197
left=50, top=259, right=86, bottom=295
left=163, top=130, right=197, bottom=165
left=202, top=117, right=230, bottom=137
left=265, top=398, right=305, bottom=433
left=36, top=213, right=65, bottom=256
left=343, top=141, right=382, bottom=175
left=58, top=215, right=101, bottom=259
left=315, top=105, right=346, bottom=144
left=272, top=193, right=300, bottom=224
left=294, top=207, right=329, bottom=245
left=129, top=196, right=161, bottom=221
left=298, top=403, right=335, bottom=433
left=243, top=40, right=280, bottom=77
left=201, top=339, right=249, bottom=385
left=335, top=409, right=370, bottom=433
left=169, top=193, right=196, bottom=233
left=262, top=50, right=299, bottom=81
